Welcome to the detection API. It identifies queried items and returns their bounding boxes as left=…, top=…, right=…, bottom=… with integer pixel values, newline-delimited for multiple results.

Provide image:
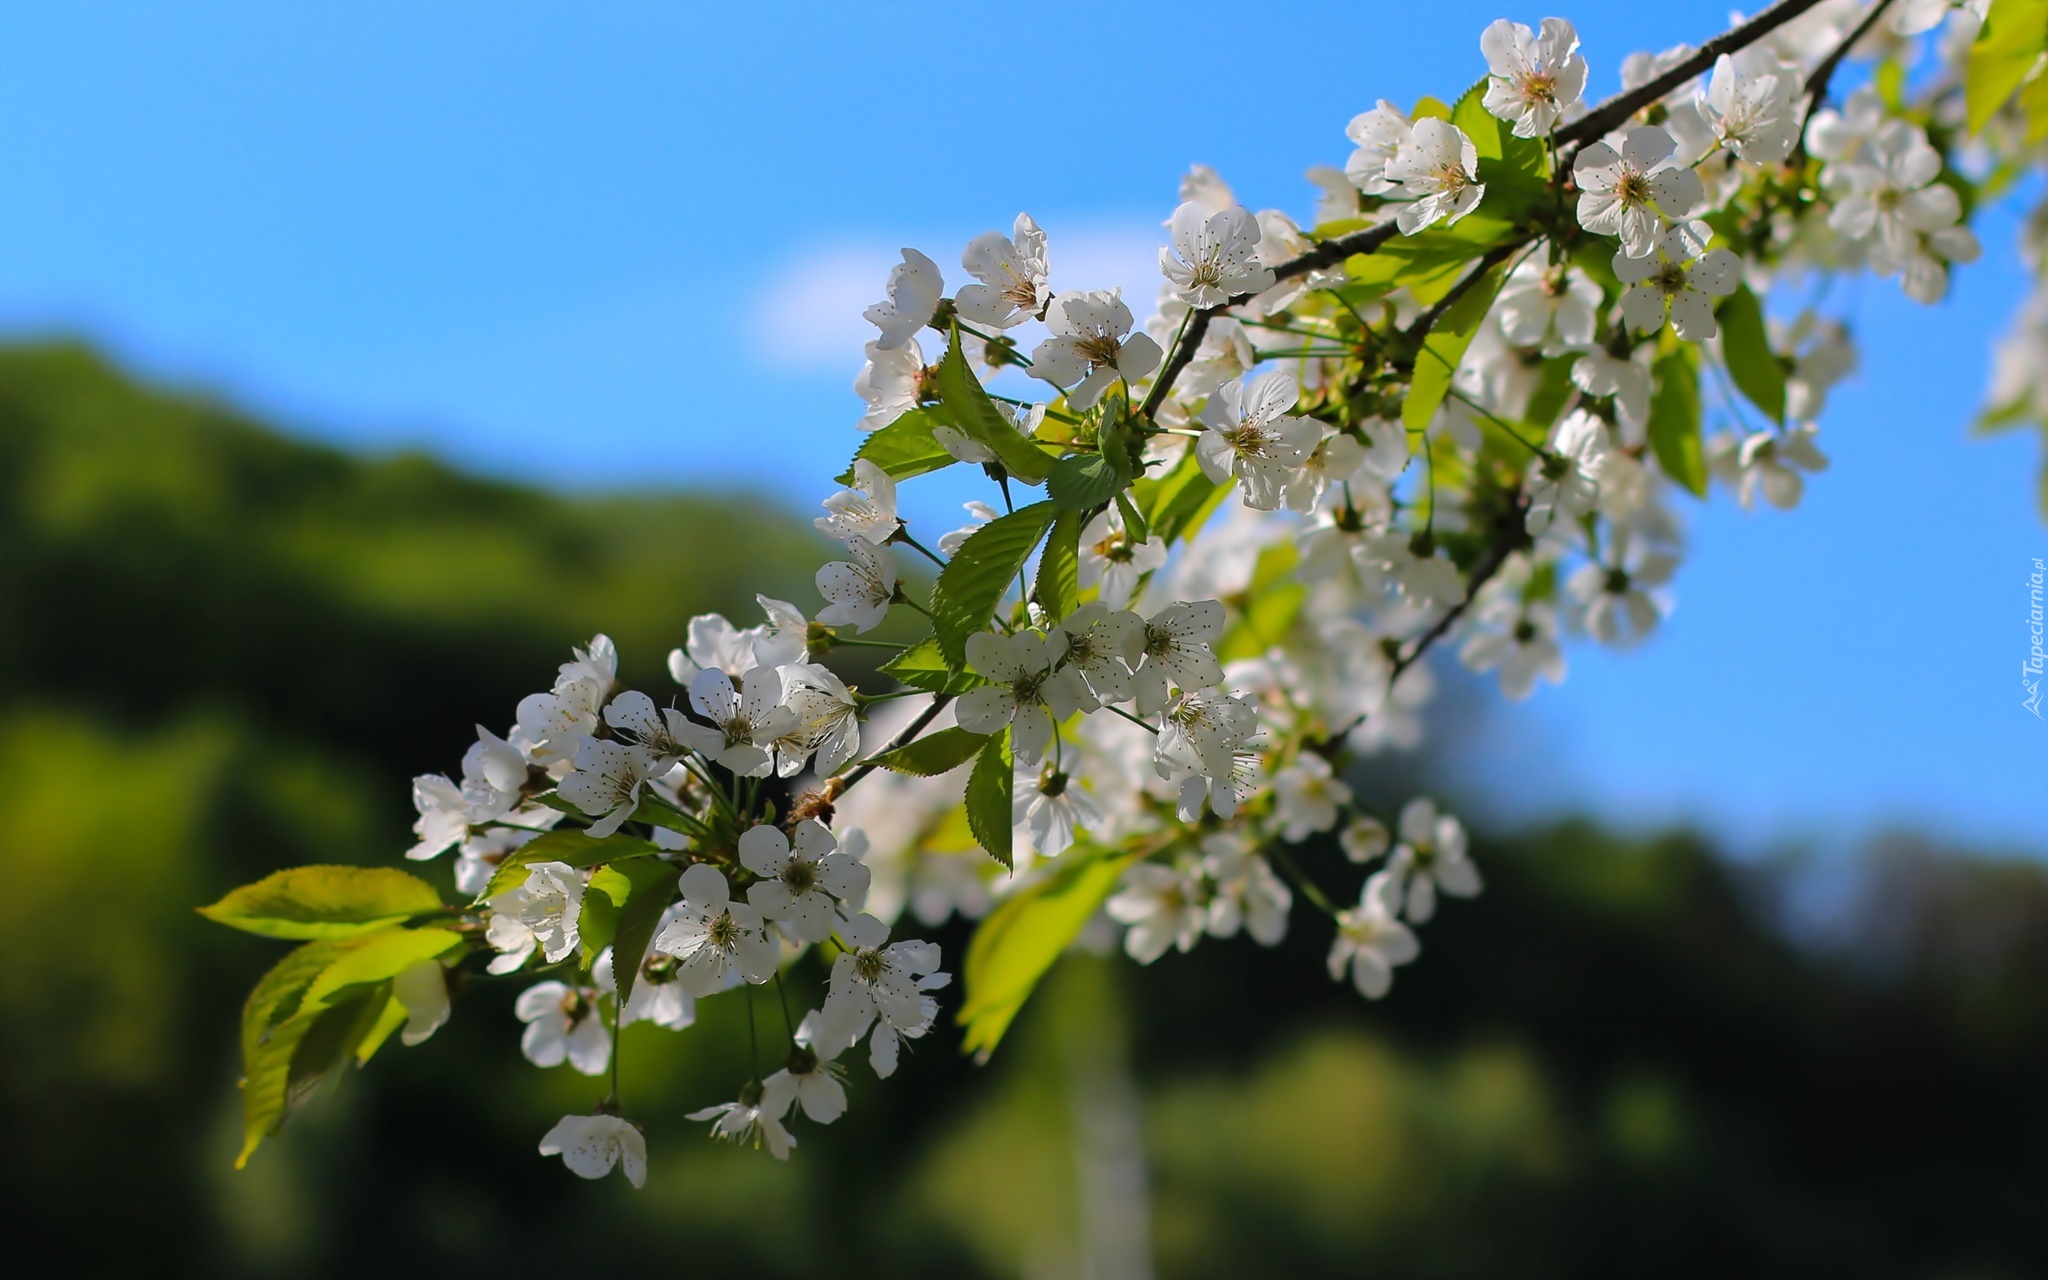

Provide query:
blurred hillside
left=1, top=343, right=2044, bottom=1278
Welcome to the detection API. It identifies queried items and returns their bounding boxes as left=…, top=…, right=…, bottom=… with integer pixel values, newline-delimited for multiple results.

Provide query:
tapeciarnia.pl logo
left=2027, top=558, right=2045, bottom=718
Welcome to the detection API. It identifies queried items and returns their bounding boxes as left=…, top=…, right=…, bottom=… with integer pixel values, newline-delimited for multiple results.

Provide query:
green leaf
left=1717, top=285, right=1786, bottom=425
left=1410, top=94, right=1453, bottom=122
left=578, top=867, right=629, bottom=967
left=236, top=936, right=404, bottom=1168
left=301, top=926, right=462, bottom=1012
left=200, top=866, right=445, bottom=940
left=1451, top=77, right=1550, bottom=222
left=964, top=728, right=1014, bottom=869
left=2021, top=61, right=2048, bottom=142
left=240, top=937, right=367, bottom=1068
left=936, top=325, right=1055, bottom=484
left=870, top=725, right=993, bottom=777
left=1112, top=489, right=1150, bottom=544
left=839, top=407, right=956, bottom=484
left=1046, top=452, right=1126, bottom=509
left=1648, top=344, right=1708, bottom=497
left=480, top=829, right=664, bottom=900
left=1346, top=223, right=1515, bottom=305
left=957, top=845, right=1137, bottom=1061
left=880, top=636, right=986, bottom=695
left=609, top=858, right=683, bottom=1004
left=350, top=993, right=411, bottom=1066
left=929, top=501, right=1058, bottom=669
left=1035, top=508, right=1082, bottom=621
left=1521, top=355, right=1577, bottom=432
left=1134, top=449, right=1220, bottom=545
left=1967, top=0, right=2048, bottom=134
left=1403, top=261, right=1510, bottom=432
left=1218, top=543, right=1307, bottom=662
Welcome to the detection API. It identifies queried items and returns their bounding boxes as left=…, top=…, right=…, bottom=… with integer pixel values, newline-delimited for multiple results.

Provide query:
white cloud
left=749, top=221, right=1165, bottom=374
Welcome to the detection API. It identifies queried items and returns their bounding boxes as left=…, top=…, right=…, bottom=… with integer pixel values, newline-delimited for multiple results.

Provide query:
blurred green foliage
left=2, top=343, right=2045, bottom=1277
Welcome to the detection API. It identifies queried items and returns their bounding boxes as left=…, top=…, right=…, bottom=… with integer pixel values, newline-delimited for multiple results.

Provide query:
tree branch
left=1792, top=0, right=1896, bottom=165
left=1137, top=0, right=1838, bottom=423
left=823, top=693, right=954, bottom=801
left=1556, top=0, right=1835, bottom=150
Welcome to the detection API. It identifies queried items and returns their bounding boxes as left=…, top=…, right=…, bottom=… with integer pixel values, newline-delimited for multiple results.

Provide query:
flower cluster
left=209, top=0, right=2042, bottom=1190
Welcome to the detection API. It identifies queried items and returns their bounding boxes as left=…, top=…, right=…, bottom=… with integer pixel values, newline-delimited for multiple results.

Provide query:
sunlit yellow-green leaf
left=199, top=865, right=444, bottom=940
left=958, top=845, right=1137, bottom=1061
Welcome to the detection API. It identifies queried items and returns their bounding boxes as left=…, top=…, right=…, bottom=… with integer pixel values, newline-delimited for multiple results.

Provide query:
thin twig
left=1791, top=0, right=1897, bottom=166
left=827, top=693, right=954, bottom=799
left=1555, top=0, right=1835, bottom=151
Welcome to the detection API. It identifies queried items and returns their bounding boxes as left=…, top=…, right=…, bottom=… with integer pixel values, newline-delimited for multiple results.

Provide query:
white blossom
left=815, top=537, right=897, bottom=634
left=688, top=1081, right=797, bottom=1159
left=854, top=337, right=926, bottom=433
left=1328, top=886, right=1420, bottom=999
left=957, top=630, right=1098, bottom=766
left=1199, top=832, right=1292, bottom=946
left=820, top=912, right=948, bottom=1079
left=1385, top=118, right=1487, bottom=234
left=1106, top=859, right=1206, bottom=963
left=653, top=863, right=779, bottom=995
left=515, top=980, right=611, bottom=1076
left=814, top=458, right=900, bottom=545
left=1379, top=797, right=1482, bottom=923
left=1615, top=221, right=1742, bottom=340
left=864, top=247, right=943, bottom=351
left=1700, top=53, right=1800, bottom=165
left=1573, top=125, right=1704, bottom=259
left=1497, top=258, right=1602, bottom=352
left=1196, top=372, right=1322, bottom=511
left=1132, top=600, right=1227, bottom=716
left=392, top=959, right=450, bottom=1046
left=1525, top=409, right=1611, bottom=534
left=1271, top=753, right=1352, bottom=843
left=1459, top=598, right=1566, bottom=699
left=1078, top=507, right=1167, bottom=610
left=1344, top=100, right=1413, bottom=195
left=1160, top=201, right=1274, bottom=308
left=1030, top=289, right=1163, bottom=411
left=1480, top=17, right=1588, bottom=138
left=539, top=1114, right=646, bottom=1187
left=740, top=819, right=869, bottom=944
left=485, top=860, right=585, bottom=973
left=957, top=213, right=1051, bottom=328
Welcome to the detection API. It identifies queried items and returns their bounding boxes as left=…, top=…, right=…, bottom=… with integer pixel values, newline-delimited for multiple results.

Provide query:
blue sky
left=0, top=1, right=2041, bottom=854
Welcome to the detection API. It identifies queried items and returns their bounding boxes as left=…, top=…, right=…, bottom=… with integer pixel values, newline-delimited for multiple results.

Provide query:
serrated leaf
left=610, top=858, right=683, bottom=1003
left=936, top=325, right=1055, bottom=484
left=957, top=844, right=1137, bottom=1061
left=1404, top=261, right=1509, bottom=432
left=964, top=728, right=1014, bottom=868
left=839, top=407, right=956, bottom=484
left=870, top=725, right=993, bottom=777
left=1967, top=0, right=2048, bottom=135
left=929, top=501, right=1058, bottom=669
left=301, top=926, right=462, bottom=1012
left=578, top=867, right=630, bottom=967
left=236, top=939, right=406, bottom=1168
left=1035, top=508, right=1081, bottom=621
left=1648, top=345, right=1708, bottom=497
left=1046, top=453, right=1126, bottom=509
left=240, top=937, right=368, bottom=1069
left=200, top=866, right=444, bottom=940
left=880, top=636, right=986, bottom=694
left=1717, top=285, right=1785, bottom=424
left=480, top=829, right=664, bottom=901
